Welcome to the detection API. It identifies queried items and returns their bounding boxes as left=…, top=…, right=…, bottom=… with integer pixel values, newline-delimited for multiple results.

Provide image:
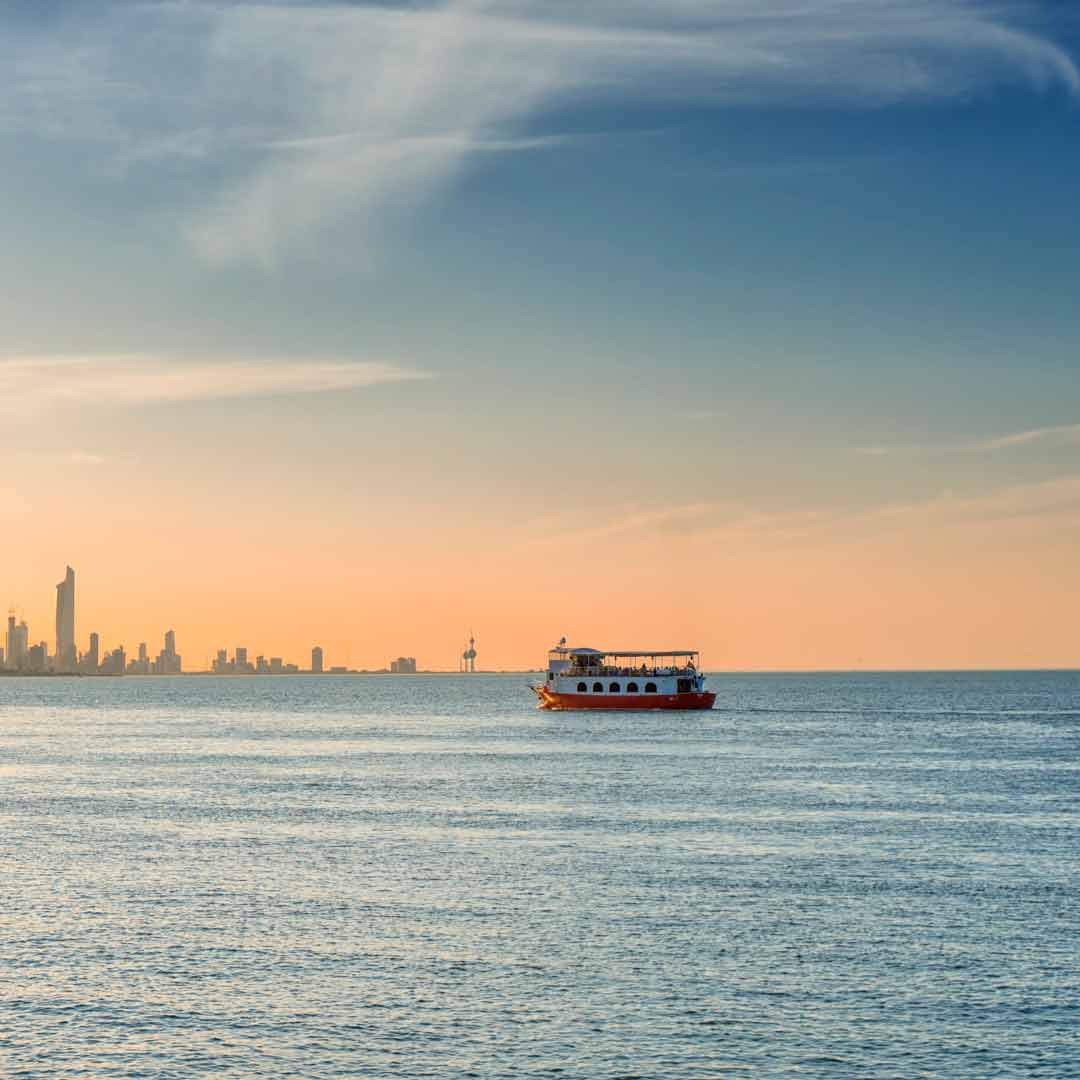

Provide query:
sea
left=2, top=671, right=1078, bottom=1079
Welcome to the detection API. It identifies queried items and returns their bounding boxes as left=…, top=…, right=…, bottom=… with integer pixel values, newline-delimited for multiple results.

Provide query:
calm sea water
left=2, top=672, right=1078, bottom=1079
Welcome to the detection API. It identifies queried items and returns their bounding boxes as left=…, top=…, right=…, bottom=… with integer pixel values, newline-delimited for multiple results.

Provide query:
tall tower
left=160, top=629, right=181, bottom=674
left=55, top=566, right=76, bottom=672
left=8, top=616, right=29, bottom=670
left=311, top=646, right=324, bottom=674
left=461, top=631, right=477, bottom=673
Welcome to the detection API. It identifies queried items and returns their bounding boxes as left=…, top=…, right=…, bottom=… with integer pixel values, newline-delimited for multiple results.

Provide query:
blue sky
left=1, top=1, right=1079, bottom=666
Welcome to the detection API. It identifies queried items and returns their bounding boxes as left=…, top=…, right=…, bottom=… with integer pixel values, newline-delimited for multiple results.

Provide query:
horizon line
left=3, top=666, right=1076, bottom=678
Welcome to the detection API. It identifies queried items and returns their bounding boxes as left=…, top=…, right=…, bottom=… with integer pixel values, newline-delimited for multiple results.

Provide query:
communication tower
left=461, top=631, right=477, bottom=673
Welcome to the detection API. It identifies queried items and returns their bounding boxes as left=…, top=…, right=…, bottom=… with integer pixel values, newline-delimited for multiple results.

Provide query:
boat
left=531, top=642, right=716, bottom=710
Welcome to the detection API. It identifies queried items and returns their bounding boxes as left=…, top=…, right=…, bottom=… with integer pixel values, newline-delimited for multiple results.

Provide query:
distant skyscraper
left=311, top=646, right=324, bottom=674
left=101, top=645, right=126, bottom=676
left=390, top=656, right=417, bottom=674
left=85, top=632, right=100, bottom=674
left=55, top=566, right=76, bottom=672
left=7, top=615, right=29, bottom=671
left=155, top=629, right=181, bottom=674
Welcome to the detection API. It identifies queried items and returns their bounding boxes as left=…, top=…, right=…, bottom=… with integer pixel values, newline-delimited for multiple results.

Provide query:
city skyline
left=1, top=558, right=1075, bottom=673
left=2, top=564, right=186, bottom=675
left=3, top=565, right=435, bottom=675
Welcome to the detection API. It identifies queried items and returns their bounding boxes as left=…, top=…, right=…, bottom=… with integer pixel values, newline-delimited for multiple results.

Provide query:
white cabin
left=544, top=646, right=706, bottom=697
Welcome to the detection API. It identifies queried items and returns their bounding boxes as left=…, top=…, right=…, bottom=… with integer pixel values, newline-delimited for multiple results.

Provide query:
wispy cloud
left=533, top=500, right=834, bottom=549
left=1, top=1, right=1076, bottom=264
left=534, top=501, right=729, bottom=547
left=856, top=422, right=1080, bottom=456
left=67, top=450, right=108, bottom=466
left=870, top=474, right=1080, bottom=526
left=0, top=355, right=428, bottom=415
left=536, top=472, right=1080, bottom=551
left=968, top=423, right=1080, bottom=452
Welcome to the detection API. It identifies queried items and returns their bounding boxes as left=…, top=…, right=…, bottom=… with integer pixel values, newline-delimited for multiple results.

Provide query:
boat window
left=626, top=682, right=638, bottom=693
left=609, top=682, right=620, bottom=693
left=592, top=682, right=603, bottom=693
left=645, top=682, right=657, bottom=693
left=677, top=678, right=693, bottom=693
left=577, top=682, right=587, bottom=692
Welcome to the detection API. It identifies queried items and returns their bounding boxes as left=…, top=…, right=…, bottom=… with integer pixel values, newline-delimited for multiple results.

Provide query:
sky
left=1, top=0, right=1079, bottom=671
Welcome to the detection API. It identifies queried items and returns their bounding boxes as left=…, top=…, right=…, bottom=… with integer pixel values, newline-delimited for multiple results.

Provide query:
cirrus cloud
left=0, top=354, right=429, bottom=416
left=1, top=1, right=1076, bottom=265
left=855, top=421, right=1080, bottom=456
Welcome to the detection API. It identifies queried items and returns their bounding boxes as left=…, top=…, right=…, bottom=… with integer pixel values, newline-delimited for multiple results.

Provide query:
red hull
left=537, top=688, right=715, bottom=711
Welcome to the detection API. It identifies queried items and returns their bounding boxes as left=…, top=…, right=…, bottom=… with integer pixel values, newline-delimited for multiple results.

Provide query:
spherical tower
left=462, top=631, right=477, bottom=673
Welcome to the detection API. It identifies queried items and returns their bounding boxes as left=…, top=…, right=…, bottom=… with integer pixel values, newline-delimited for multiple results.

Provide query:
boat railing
left=560, top=665, right=697, bottom=678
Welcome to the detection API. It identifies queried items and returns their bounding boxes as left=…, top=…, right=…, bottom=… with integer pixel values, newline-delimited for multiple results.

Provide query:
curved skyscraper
left=55, top=565, right=76, bottom=672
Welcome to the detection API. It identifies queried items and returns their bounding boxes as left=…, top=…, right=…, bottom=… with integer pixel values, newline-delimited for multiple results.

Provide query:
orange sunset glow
left=2, top=0, right=1078, bottom=675
left=6, top=453, right=1078, bottom=670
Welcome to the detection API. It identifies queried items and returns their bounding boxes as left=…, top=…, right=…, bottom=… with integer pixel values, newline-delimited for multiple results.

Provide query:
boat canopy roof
left=554, top=647, right=698, bottom=658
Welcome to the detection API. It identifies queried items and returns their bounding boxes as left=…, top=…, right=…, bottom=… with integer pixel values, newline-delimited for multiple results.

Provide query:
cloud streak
left=68, top=450, right=108, bottom=466
left=1, top=1, right=1077, bottom=263
left=0, top=355, right=428, bottom=414
left=856, top=422, right=1080, bottom=456
left=969, top=423, right=1080, bottom=452
left=539, top=473, right=1080, bottom=554
left=533, top=499, right=838, bottom=550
